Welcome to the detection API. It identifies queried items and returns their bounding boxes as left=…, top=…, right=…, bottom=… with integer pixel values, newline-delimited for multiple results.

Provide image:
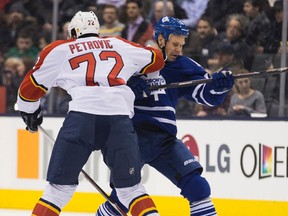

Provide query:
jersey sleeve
left=17, top=40, right=71, bottom=113
left=173, top=56, right=228, bottom=107
left=115, top=37, right=164, bottom=75
left=139, top=46, right=165, bottom=74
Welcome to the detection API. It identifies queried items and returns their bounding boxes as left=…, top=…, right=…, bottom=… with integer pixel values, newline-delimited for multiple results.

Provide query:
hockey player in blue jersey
left=96, top=16, right=234, bottom=216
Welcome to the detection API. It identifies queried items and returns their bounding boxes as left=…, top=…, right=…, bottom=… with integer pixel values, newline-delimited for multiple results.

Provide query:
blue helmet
left=154, top=16, right=189, bottom=41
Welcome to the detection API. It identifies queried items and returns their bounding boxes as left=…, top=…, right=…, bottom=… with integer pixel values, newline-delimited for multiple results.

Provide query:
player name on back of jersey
left=69, top=39, right=113, bottom=54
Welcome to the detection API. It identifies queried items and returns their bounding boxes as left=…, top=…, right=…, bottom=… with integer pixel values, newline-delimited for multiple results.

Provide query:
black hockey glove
left=127, top=76, right=150, bottom=100
left=211, top=70, right=234, bottom=92
left=20, top=106, right=43, bottom=133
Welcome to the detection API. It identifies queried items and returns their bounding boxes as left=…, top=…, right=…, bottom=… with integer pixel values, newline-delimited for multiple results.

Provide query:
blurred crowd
left=0, top=0, right=287, bottom=118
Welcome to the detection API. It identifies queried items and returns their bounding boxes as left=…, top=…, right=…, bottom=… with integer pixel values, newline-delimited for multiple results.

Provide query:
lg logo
left=182, top=134, right=230, bottom=173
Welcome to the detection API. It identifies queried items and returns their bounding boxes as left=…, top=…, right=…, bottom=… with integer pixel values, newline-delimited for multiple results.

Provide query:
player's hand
left=20, top=106, right=43, bottom=133
left=127, top=76, right=150, bottom=100
left=211, top=70, right=234, bottom=92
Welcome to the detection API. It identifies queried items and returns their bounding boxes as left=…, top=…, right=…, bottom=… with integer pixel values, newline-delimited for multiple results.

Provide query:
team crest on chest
left=143, top=71, right=166, bottom=101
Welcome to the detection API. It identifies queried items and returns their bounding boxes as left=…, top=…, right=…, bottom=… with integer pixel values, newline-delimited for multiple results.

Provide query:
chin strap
left=156, top=40, right=167, bottom=61
left=161, top=46, right=168, bottom=61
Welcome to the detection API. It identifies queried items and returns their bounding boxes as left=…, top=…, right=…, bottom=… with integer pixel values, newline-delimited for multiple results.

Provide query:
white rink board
left=177, top=119, right=288, bottom=201
left=0, top=116, right=287, bottom=201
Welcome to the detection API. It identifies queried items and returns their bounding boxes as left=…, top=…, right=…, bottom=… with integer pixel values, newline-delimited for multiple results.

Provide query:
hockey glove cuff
left=211, top=70, right=234, bottom=93
left=127, top=76, right=150, bottom=100
left=20, top=106, right=43, bottom=133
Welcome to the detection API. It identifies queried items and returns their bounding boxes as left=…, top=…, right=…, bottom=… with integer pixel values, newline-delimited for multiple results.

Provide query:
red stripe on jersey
left=129, top=194, right=158, bottom=216
left=19, top=71, right=46, bottom=102
left=19, top=39, right=75, bottom=102
left=32, top=199, right=60, bottom=216
left=141, top=48, right=164, bottom=74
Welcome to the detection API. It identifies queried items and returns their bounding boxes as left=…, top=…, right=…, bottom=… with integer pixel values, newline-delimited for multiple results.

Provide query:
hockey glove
left=127, top=76, right=150, bottom=100
left=211, top=70, right=234, bottom=92
left=20, top=106, right=43, bottom=133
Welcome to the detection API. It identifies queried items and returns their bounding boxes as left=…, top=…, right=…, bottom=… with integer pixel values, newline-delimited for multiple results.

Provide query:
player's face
left=165, top=35, right=185, bottom=62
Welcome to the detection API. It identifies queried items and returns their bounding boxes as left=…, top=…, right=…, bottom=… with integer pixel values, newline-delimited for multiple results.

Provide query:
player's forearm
left=17, top=73, right=46, bottom=113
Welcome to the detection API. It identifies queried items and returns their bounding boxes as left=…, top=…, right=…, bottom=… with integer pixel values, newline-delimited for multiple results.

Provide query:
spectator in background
left=0, top=69, right=14, bottom=112
left=195, top=45, right=239, bottom=117
left=151, top=0, right=175, bottom=26
left=38, top=34, right=50, bottom=50
left=4, top=57, right=26, bottom=87
left=121, top=0, right=154, bottom=46
left=218, top=13, right=253, bottom=70
left=0, top=50, right=4, bottom=69
left=57, top=21, right=70, bottom=40
left=204, top=0, right=244, bottom=33
left=20, top=0, right=50, bottom=28
left=5, top=30, right=40, bottom=61
left=271, top=0, right=286, bottom=53
left=173, top=0, right=208, bottom=29
left=86, top=3, right=98, bottom=15
left=183, top=16, right=222, bottom=69
left=243, top=0, right=278, bottom=53
left=96, top=0, right=126, bottom=24
left=0, top=52, right=11, bottom=85
left=25, top=0, right=54, bottom=38
left=100, top=4, right=125, bottom=37
left=5, top=2, right=30, bottom=47
left=58, top=1, right=89, bottom=27
left=97, top=0, right=126, bottom=9
left=0, top=11, right=11, bottom=53
left=0, top=49, right=4, bottom=108
left=228, top=68, right=267, bottom=117
left=271, top=0, right=284, bottom=41
left=3, top=57, right=27, bottom=113
left=6, top=1, right=45, bottom=44
left=215, top=44, right=242, bottom=71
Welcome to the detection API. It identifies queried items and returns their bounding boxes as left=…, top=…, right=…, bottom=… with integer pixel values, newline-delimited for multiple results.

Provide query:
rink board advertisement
left=0, top=116, right=288, bottom=215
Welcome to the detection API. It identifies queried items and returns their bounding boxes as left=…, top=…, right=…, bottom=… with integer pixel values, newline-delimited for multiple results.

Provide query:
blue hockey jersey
left=132, top=55, right=228, bottom=136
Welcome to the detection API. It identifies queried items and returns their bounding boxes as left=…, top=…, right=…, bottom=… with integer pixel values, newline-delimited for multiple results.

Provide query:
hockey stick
left=38, top=125, right=128, bottom=216
left=149, top=67, right=288, bottom=90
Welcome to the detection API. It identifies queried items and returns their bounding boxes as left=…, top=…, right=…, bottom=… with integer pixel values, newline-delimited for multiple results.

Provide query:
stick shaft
left=38, top=126, right=128, bottom=216
left=149, top=67, right=288, bottom=90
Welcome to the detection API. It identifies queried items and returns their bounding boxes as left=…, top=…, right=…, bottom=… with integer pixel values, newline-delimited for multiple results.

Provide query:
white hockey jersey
left=17, top=36, right=164, bottom=117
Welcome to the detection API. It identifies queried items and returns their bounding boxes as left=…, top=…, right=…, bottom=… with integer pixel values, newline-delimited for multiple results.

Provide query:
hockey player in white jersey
left=17, top=11, right=164, bottom=216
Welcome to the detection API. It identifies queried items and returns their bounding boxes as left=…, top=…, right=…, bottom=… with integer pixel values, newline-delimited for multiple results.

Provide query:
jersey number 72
left=69, top=51, right=125, bottom=86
